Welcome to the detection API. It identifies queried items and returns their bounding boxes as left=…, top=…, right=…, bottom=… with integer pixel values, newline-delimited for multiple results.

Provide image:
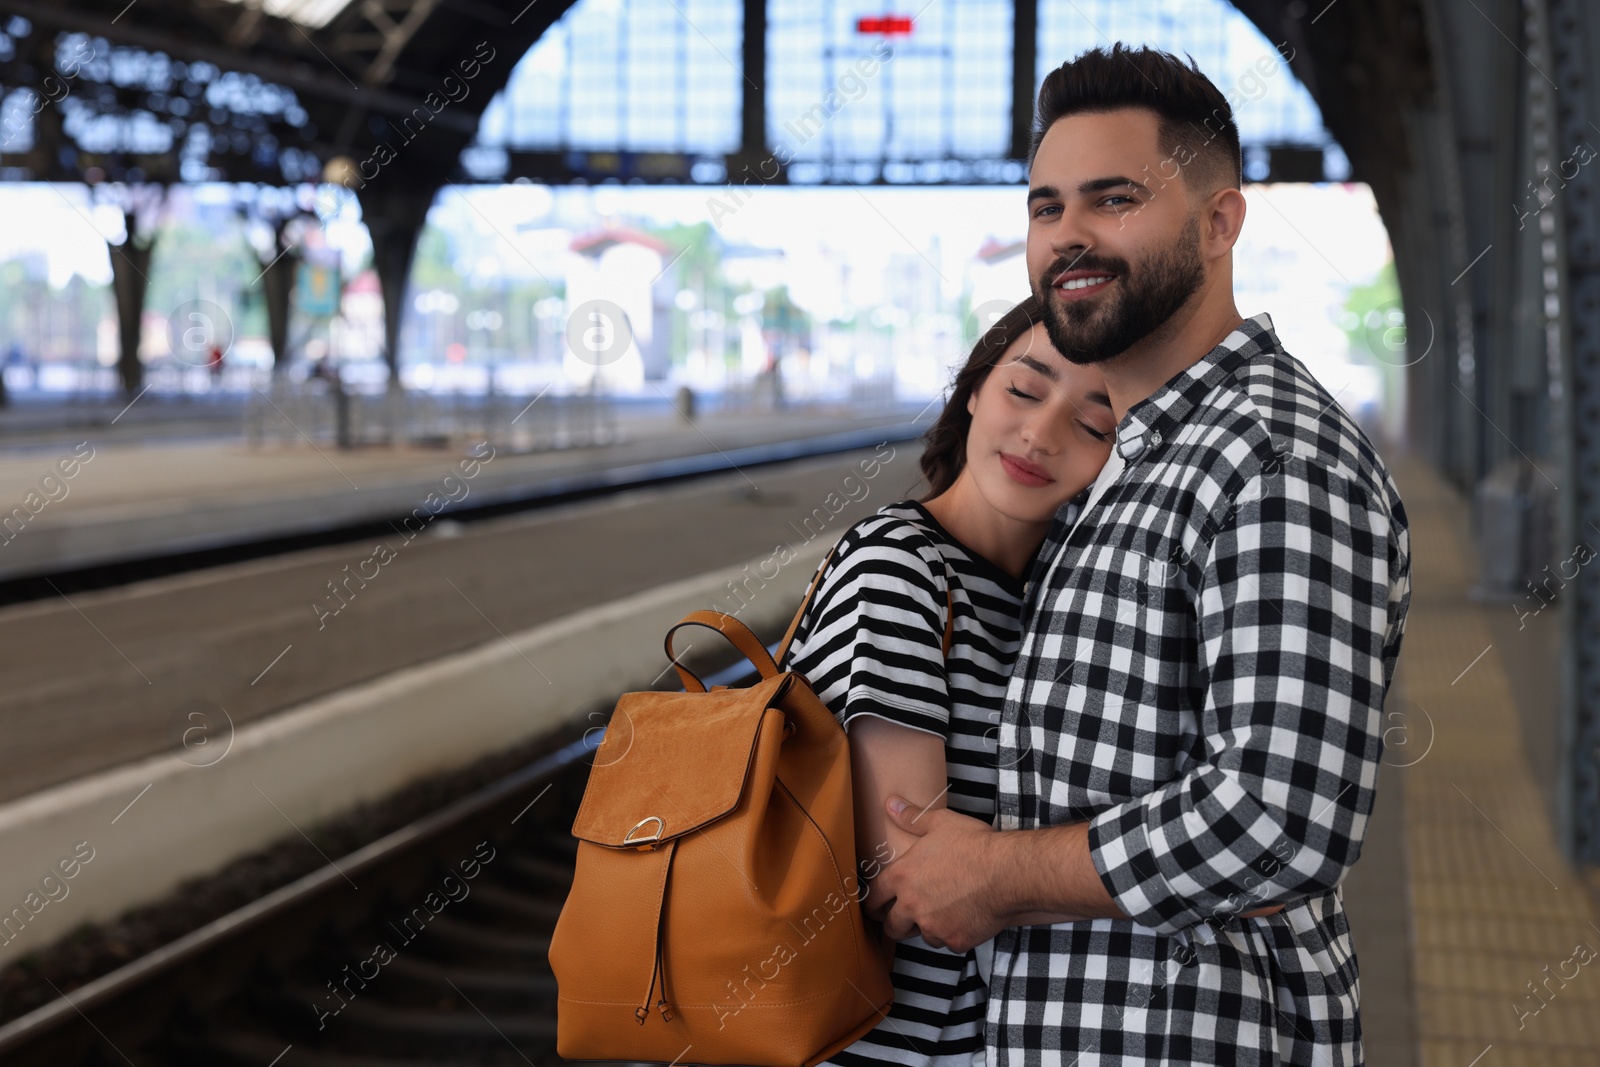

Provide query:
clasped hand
left=863, top=796, right=1283, bottom=952
left=862, top=794, right=1012, bottom=954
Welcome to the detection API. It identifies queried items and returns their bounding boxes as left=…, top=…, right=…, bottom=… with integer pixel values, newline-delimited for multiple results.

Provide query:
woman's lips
left=1000, top=452, right=1055, bottom=488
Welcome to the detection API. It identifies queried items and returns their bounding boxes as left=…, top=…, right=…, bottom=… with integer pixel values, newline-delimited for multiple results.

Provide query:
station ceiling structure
left=1, top=0, right=1599, bottom=867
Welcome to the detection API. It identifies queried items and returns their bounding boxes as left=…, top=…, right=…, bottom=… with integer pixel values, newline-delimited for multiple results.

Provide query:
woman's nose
left=1019, top=410, right=1061, bottom=454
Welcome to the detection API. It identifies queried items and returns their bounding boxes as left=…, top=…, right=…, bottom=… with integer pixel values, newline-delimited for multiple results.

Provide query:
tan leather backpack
left=549, top=546, right=927, bottom=1066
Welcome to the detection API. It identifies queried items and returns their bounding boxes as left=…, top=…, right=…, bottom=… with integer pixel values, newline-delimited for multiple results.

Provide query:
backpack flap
left=571, top=672, right=793, bottom=848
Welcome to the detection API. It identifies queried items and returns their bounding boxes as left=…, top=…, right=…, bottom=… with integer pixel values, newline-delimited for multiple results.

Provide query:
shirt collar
left=1113, top=312, right=1280, bottom=463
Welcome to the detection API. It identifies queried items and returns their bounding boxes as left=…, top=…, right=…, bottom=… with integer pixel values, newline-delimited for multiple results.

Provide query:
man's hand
left=871, top=794, right=1010, bottom=953
left=868, top=795, right=1274, bottom=947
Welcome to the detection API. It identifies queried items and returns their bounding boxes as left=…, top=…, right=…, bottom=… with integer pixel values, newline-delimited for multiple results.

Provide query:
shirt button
left=1149, top=429, right=1163, bottom=448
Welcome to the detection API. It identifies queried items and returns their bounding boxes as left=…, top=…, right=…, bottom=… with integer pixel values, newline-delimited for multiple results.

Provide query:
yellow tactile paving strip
left=1392, top=458, right=1600, bottom=1067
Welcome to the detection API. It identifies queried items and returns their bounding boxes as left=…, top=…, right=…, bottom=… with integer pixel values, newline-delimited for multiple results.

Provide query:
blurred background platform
left=0, top=399, right=926, bottom=581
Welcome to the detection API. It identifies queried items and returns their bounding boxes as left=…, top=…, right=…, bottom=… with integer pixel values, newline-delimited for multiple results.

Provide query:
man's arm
left=988, top=821, right=1121, bottom=924
left=875, top=802, right=1276, bottom=949
left=871, top=800, right=1114, bottom=950
left=873, top=460, right=1387, bottom=948
left=1083, top=459, right=1394, bottom=935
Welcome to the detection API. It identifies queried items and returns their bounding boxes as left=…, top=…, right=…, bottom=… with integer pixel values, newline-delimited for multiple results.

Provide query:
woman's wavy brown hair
left=919, top=294, right=1043, bottom=499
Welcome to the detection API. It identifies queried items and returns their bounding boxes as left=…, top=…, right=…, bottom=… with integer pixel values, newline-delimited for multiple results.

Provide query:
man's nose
left=1047, top=206, right=1096, bottom=259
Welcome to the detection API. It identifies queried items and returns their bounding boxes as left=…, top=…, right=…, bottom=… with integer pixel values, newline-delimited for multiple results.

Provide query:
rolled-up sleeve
left=1086, top=458, right=1392, bottom=934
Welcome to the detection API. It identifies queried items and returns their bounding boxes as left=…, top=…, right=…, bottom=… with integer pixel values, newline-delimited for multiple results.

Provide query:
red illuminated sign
left=856, top=15, right=914, bottom=35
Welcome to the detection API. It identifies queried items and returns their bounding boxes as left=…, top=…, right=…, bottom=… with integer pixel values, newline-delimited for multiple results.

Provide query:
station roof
left=0, top=0, right=1432, bottom=223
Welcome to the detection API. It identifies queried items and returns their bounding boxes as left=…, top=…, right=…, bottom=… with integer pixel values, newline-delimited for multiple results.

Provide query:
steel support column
left=358, top=183, right=438, bottom=380
left=259, top=224, right=299, bottom=374
left=1547, top=0, right=1600, bottom=862
left=1011, top=0, right=1037, bottom=161
left=108, top=209, right=157, bottom=398
left=740, top=0, right=766, bottom=159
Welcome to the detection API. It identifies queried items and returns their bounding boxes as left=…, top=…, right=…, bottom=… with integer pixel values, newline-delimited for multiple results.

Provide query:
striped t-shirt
left=780, top=500, right=1025, bottom=1067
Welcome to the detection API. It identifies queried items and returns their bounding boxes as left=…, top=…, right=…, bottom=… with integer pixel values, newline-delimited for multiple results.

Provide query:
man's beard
left=1032, top=216, right=1205, bottom=365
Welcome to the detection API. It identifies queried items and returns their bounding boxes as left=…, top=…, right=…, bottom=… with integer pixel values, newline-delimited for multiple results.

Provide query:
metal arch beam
left=326, top=0, right=448, bottom=86
left=0, top=0, right=477, bottom=130
left=314, top=0, right=580, bottom=177
left=1230, top=0, right=1453, bottom=467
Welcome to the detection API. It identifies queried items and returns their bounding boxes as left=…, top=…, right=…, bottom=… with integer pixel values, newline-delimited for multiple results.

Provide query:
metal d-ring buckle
left=623, top=815, right=665, bottom=847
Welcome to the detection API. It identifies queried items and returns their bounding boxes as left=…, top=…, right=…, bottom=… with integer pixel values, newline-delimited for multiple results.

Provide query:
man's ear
left=1202, top=187, right=1247, bottom=261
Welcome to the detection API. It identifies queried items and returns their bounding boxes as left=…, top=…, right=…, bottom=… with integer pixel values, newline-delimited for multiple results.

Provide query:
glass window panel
left=465, top=0, right=1328, bottom=177
left=1036, top=0, right=1331, bottom=149
left=766, top=0, right=1012, bottom=164
left=468, top=0, right=740, bottom=155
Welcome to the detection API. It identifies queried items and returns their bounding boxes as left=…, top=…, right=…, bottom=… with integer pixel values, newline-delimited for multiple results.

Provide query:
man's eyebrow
left=1078, top=175, right=1150, bottom=196
left=1016, top=354, right=1059, bottom=379
left=1084, top=389, right=1112, bottom=408
left=1027, top=177, right=1151, bottom=204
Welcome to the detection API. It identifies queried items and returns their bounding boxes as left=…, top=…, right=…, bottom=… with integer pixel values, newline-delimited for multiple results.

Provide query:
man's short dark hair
left=1031, top=44, right=1243, bottom=194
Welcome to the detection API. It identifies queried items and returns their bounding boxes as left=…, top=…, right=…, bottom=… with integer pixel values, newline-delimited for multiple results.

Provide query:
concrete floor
left=1378, top=458, right=1600, bottom=1066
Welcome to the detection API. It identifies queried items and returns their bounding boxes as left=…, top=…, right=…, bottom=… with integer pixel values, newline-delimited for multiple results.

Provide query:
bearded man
left=872, top=44, right=1413, bottom=1067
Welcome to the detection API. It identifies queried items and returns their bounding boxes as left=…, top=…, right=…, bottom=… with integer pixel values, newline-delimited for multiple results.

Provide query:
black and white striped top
left=780, top=500, right=1025, bottom=1067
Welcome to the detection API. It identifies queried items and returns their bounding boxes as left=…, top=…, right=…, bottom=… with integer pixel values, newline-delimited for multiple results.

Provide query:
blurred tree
left=1341, top=258, right=1405, bottom=414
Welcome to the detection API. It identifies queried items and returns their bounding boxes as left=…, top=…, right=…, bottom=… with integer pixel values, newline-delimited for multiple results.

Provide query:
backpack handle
left=663, top=611, right=781, bottom=693
left=663, top=541, right=843, bottom=693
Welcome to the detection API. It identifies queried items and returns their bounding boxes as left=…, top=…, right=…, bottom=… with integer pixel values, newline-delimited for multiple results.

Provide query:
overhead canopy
left=0, top=0, right=580, bottom=185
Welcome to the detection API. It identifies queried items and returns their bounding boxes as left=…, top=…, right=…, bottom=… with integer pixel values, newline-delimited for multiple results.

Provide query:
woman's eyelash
left=1005, top=381, right=1111, bottom=441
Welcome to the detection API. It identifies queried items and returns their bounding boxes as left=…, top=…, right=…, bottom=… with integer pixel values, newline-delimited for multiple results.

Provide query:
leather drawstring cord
left=637, top=839, right=679, bottom=1024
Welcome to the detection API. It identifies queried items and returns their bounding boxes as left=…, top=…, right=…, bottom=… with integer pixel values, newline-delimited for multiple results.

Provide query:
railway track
left=0, top=651, right=761, bottom=1067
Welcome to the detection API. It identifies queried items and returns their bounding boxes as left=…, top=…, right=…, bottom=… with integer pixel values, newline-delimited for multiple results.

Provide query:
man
left=871, top=45, right=1412, bottom=1065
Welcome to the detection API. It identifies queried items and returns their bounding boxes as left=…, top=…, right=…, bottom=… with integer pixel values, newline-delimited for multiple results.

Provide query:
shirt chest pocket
left=1078, top=545, right=1195, bottom=722
left=1101, top=546, right=1176, bottom=634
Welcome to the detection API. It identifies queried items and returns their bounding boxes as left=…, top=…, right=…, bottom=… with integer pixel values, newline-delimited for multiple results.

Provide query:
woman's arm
left=846, top=715, right=950, bottom=923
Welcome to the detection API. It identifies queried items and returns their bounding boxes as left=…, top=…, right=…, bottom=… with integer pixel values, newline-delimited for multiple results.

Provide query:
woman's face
left=963, top=321, right=1115, bottom=524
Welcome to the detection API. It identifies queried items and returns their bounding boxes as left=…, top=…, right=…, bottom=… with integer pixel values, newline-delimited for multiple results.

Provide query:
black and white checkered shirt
left=991, top=314, right=1411, bottom=1066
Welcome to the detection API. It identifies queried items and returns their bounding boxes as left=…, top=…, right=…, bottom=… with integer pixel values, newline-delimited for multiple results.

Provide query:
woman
left=780, top=295, right=1116, bottom=1067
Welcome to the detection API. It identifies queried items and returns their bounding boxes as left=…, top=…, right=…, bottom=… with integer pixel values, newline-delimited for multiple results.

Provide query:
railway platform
left=0, top=401, right=928, bottom=584
left=0, top=448, right=1595, bottom=1067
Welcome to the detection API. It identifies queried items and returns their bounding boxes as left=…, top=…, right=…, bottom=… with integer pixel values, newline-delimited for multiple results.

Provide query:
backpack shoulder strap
left=776, top=540, right=841, bottom=667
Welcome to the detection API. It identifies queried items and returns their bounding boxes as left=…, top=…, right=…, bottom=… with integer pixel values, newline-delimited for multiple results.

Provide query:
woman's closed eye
left=1006, top=383, right=1038, bottom=401
left=1080, top=423, right=1111, bottom=442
